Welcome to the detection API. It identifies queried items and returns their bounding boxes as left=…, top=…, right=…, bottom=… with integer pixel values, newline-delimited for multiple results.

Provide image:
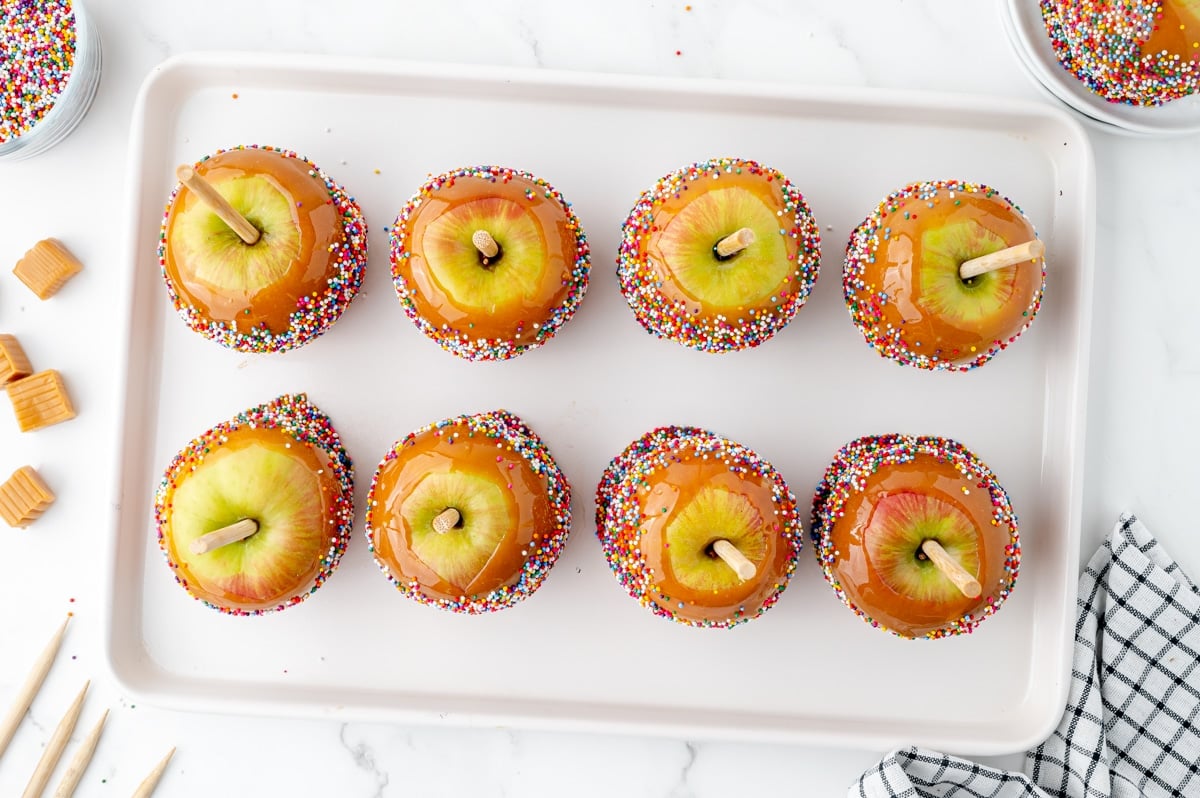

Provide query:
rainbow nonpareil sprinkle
left=0, top=0, right=77, bottom=145
left=1041, top=0, right=1200, bottom=106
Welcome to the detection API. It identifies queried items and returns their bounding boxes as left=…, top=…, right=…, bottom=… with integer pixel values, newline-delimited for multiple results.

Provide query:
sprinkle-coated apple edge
left=843, top=179, right=1046, bottom=373
left=364, top=410, right=572, bottom=614
left=595, top=426, right=802, bottom=629
left=0, top=0, right=77, bottom=144
left=153, top=393, right=355, bottom=616
left=158, top=145, right=369, bottom=354
left=616, top=157, right=821, bottom=354
left=1040, top=0, right=1200, bottom=106
left=810, top=434, right=1020, bottom=641
left=388, top=165, right=591, bottom=362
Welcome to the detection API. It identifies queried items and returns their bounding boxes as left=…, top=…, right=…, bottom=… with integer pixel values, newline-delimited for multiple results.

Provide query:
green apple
left=420, top=198, right=547, bottom=312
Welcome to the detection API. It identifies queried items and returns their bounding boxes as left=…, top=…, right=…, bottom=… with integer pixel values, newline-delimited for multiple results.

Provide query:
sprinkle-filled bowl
left=0, top=0, right=103, bottom=161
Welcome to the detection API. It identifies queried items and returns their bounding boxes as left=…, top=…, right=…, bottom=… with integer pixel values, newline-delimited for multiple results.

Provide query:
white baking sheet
left=103, top=53, right=1095, bottom=754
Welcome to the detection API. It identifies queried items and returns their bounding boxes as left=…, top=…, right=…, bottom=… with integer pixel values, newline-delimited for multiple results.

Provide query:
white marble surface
left=0, top=0, right=1197, bottom=795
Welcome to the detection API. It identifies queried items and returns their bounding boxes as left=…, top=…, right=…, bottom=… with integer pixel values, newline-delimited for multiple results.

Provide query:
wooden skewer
left=130, top=747, right=175, bottom=798
left=21, top=681, right=89, bottom=798
left=959, top=239, right=1044, bottom=280
left=432, top=508, right=460, bottom=535
left=920, top=540, right=982, bottom=598
left=175, top=165, right=261, bottom=245
left=0, top=616, right=70, bottom=761
left=715, top=227, right=756, bottom=258
left=711, top=539, right=756, bottom=581
left=190, top=518, right=258, bottom=555
left=472, top=230, right=499, bottom=259
left=51, top=708, right=108, bottom=798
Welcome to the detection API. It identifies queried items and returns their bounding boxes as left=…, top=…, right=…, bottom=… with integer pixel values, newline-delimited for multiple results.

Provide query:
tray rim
left=102, top=51, right=1097, bottom=753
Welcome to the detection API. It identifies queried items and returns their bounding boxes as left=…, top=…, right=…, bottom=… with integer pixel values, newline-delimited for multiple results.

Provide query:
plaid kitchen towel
left=852, top=514, right=1200, bottom=798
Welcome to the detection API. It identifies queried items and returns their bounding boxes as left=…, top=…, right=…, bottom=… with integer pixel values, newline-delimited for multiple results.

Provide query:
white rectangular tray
left=104, top=53, right=1095, bottom=754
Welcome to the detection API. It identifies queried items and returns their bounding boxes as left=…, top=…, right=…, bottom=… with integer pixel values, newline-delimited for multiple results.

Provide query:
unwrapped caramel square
left=0, top=334, right=33, bottom=385
left=7, top=370, right=75, bottom=431
left=0, top=466, right=55, bottom=528
left=13, top=239, right=83, bottom=299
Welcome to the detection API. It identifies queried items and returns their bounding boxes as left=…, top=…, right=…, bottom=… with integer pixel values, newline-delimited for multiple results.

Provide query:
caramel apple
left=154, top=394, right=354, bottom=615
left=1042, top=0, right=1200, bottom=105
left=843, top=179, right=1045, bottom=372
left=389, top=166, right=590, bottom=361
left=595, top=426, right=801, bottom=628
left=159, top=145, right=368, bottom=353
left=365, top=410, right=571, bottom=613
left=811, top=434, right=1020, bottom=639
left=617, top=157, right=821, bottom=353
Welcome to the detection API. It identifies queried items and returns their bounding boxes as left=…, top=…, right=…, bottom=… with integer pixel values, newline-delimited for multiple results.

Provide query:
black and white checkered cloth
left=852, top=514, right=1200, bottom=798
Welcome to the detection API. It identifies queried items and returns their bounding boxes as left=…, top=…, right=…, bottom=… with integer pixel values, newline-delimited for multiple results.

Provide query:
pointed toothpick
left=51, top=708, right=108, bottom=798
left=130, top=747, right=175, bottom=798
left=21, top=681, right=89, bottom=798
left=0, top=616, right=70, bottom=761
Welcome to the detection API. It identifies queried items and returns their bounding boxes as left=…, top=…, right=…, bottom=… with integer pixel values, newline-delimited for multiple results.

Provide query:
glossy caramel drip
left=163, top=148, right=342, bottom=335
left=635, top=453, right=793, bottom=624
left=865, top=191, right=1040, bottom=361
left=397, top=174, right=577, bottom=342
left=828, top=454, right=1009, bottom=638
left=370, top=424, right=553, bottom=601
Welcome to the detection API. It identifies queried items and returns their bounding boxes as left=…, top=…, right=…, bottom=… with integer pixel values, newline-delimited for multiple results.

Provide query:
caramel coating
left=861, top=190, right=1040, bottom=364
left=369, top=422, right=554, bottom=602
left=635, top=454, right=795, bottom=625
left=162, top=148, right=343, bottom=336
left=160, top=425, right=343, bottom=613
left=394, top=172, right=578, bottom=343
left=827, top=454, right=1010, bottom=638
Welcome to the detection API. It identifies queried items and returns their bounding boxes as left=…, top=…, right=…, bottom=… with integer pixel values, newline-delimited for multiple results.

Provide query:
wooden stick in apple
left=432, top=508, right=461, bottom=535
left=189, top=518, right=258, bottom=555
left=472, top=230, right=500, bottom=263
left=959, top=239, right=1044, bottom=280
left=714, top=227, right=756, bottom=258
left=0, top=615, right=69, bottom=760
left=20, top=681, right=89, bottom=798
left=711, top=539, right=756, bottom=581
left=919, top=540, right=982, bottom=598
left=174, top=165, right=261, bottom=245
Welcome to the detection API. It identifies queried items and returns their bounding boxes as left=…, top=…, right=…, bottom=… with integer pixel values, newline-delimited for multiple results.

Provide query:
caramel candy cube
left=7, top=370, right=76, bottom=431
left=0, top=466, right=55, bottom=528
left=0, top=334, right=33, bottom=385
left=13, top=239, right=83, bottom=299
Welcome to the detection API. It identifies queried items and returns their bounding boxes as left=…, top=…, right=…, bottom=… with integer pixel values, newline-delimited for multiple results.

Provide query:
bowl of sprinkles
left=1001, top=0, right=1200, bottom=136
left=0, top=0, right=102, bottom=161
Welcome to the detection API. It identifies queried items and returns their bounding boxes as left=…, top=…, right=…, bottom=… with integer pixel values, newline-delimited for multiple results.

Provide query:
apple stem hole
left=710, top=539, right=757, bottom=581
left=472, top=230, right=502, bottom=267
left=919, top=539, right=983, bottom=599
left=432, top=508, right=462, bottom=535
left=713, top=227, right=756, bottom=261
left=175, top=164, right=262, bottom=246
left=189, top=518, right=259, bottom=555
left=958, top=239, right=1044, bottom=281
